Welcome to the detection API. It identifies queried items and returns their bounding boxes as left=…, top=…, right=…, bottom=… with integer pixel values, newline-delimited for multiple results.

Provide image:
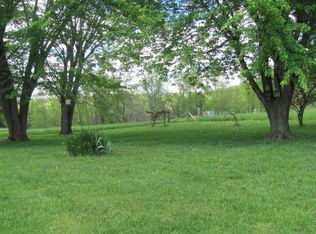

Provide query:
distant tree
left=142, top=73, right=166, bottom=112
left=28, top=97, right=60, bottom=129
left=292, top=81, right=316, bottom=127
left=83, top=72, right=124, bottom=124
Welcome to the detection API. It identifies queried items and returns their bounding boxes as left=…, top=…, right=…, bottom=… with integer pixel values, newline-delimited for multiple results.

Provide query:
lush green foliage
left=0, top=0, right=167, bottom=139
left=27, top=84, right=262, bottom=128
left=66, top=131, right=111, bottom=156
left=169, top=0, right=316, bottom=87
left=2, top=0, right=315, bottom=140
left=165, top=0, right=316, bottom=138
left=1, top=112, right=316, bottom=232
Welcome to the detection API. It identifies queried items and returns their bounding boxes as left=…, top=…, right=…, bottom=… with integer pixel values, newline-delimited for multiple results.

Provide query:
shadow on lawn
left=0, top=134, right=67, bottom=150
left=1, top=121, right=316, bottom=150
left=106, top=122, right=316, bottom=148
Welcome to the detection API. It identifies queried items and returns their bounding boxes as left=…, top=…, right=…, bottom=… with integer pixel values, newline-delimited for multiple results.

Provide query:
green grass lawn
left=1, top=111, right=316, bottom=233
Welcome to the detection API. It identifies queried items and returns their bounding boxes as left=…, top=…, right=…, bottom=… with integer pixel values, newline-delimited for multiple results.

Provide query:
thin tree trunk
left=298, top=111, right=304, bottom=127
left=18, top=104, right=30, bottom=139
left=18, top=83, right=36, bottom=140
left=297, top=103, right=306, bottom=127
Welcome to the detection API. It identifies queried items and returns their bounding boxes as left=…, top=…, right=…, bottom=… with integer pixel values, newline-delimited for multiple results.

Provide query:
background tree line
left=0, top=83, right=264, bottom=129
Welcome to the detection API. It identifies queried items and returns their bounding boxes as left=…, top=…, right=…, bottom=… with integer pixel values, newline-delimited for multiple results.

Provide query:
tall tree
left=0, top=0, right=23, bottom=140
left=168, top=0, right=316, bottom=139
left=42, top=0, right=166, bottom=134
left=44, top=2, right=109, bottom=134
left=1, top=0, right=74, bottom=140
left=290, top=0, right=316, bottom=127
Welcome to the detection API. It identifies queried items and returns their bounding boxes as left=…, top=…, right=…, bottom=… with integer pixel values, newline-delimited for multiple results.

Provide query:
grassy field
left=1, top=111, right=316, bottom=233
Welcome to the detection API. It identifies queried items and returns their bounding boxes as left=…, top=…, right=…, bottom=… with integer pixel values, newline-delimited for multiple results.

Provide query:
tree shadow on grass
left=0, top=133, right=67, bottom=150
left=1, top=121, right=316, bottom=151
left=109, top=121, right=316, bottom=148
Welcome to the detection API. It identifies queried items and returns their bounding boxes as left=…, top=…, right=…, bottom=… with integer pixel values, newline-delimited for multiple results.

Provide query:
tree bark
left=298, top=110, right=304, bottom=127
left=0, top=24, right=27, bottom=141
left=246, top=81, right=295, bottom=139
left=237, top=52, right=295, bottom=140
left=18, top=102, right=30, bottom=139
left=18, top=82, right=36, bottom=140
left=60, top=99, right=75, bottom=135
left=1, top=98, right=26, bottom=141
left=297, top=102, right=307, bottom=127
left=265, top=102, right=292, bottom=139
left=263, top=84, right=294, bottom=140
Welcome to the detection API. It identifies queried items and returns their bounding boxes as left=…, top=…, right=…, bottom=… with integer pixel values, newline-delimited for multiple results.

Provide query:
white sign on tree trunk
left=66, top=99, right=71, bottom=105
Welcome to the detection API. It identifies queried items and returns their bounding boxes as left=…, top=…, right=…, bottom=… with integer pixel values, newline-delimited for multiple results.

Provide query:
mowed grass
left=1, top=111, right=316, bottom=233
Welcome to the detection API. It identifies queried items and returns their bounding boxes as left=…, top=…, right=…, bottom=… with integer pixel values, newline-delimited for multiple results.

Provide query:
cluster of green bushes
left=66, top=131, right=111, bottom=156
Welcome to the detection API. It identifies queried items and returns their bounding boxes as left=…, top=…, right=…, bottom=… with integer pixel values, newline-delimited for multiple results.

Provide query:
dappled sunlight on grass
left=1, top=115, right=316, bottom=232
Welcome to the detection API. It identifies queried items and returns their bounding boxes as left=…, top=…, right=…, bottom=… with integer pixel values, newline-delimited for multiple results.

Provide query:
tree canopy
left=0, top=0, right=316, bottom=140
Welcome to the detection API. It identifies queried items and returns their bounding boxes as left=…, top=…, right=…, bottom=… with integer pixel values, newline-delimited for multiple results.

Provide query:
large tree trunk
left=0, top=24, right=27, bottom=141
left=1, top=98, right=26, bottom=141
left=263, top=84, right=294, bottom=140
left=60, top=99, right=75, bottom=135
left=239, top=53, right=295, bottom=140
left=265, top=102, right=292, bottom=139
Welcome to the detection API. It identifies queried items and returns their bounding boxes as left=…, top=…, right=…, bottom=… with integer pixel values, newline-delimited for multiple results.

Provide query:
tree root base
left=59, top=132, right=73, bottom=135
left=8, top=136, right=29, bottom=142
left=269, top=131, right=294, bottom=140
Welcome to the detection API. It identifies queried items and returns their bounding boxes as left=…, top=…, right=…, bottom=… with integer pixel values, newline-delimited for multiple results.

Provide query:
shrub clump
left=66, top=131, right=111, bottom=156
